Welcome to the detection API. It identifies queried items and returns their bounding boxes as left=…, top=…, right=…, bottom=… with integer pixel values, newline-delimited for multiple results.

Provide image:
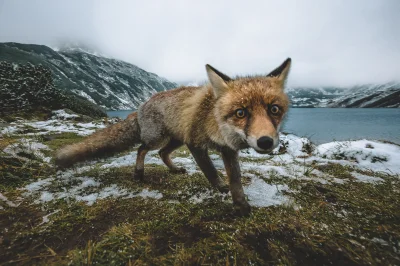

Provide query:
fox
left=55, top=58, right=291, bottom=215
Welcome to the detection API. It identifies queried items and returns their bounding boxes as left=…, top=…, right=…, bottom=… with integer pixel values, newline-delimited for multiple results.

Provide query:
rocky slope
left=0, top=42, right=177, bottom=110
left=0, top=62, right=106, bottom=119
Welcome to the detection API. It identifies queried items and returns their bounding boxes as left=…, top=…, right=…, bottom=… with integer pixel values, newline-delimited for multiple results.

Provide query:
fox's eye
left=270, top=105, right=280, bottom=115
left=235, top=109, right=247, bottom=118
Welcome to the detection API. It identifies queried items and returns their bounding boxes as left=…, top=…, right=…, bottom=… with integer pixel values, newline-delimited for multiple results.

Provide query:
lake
left=107, top=108, right=400, bottom=144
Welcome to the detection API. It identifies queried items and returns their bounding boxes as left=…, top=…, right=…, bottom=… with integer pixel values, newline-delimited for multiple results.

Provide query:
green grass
left=0, top=133, right=399, bottom=265
left=41, top=132, right=85, bottom=153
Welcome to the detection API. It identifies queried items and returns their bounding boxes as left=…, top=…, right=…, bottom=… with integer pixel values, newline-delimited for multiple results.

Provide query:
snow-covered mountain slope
left=286, top=87, right=346, bottom=107
left=325, top=82, right=400, bottom=108
left=0, top=42, right=177, bottom=110
left=287, top=83, right=400, bottom=108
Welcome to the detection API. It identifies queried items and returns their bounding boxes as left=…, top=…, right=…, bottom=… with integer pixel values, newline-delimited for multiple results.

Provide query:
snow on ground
left=3, top=138, right=51, bottom=163
left=188, top=189, right=220, bottom=204
left=239, top=134, right=312, bottom=159
left=0, top=110, right=106, bottom=136
left=2, top=114, right=399, bottom=209
left=1, top=119, right=106, bottom=136
left=244, top=177, right=288, bottom=207
left=316, top=139, right=400, bottom=174
left=351, top=172, right=384, bottom=183
left=0, top=192, right=18, bottom=207
left=51, top=110, right=79, bottom=120
left=23, top=175, right=163, bottom=206
left=39, top=210, right=60, bottom=225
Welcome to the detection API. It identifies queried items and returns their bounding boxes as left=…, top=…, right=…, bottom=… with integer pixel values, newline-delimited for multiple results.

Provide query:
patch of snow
left=74, top=186, right=163, bottom=206
left=351, top=172, right=384, bottom=183
left=52, top=109, right=79, bottom=120
left=40, top=191, right=54, bottom=202
left=97, top=185, right=131, bottom=199
left=371, top=237, right=389, bottom=246
left=77, top=91, right=97, bottom=104
left=130, top=188, right=163, bottom=200
left=23, top=172, right=163, bottom=206
left=3, top=138, right=51, bottom=163
left=25, top=178, right=54, bottom=192
left=241, top=163, right=289, bottom=177
left=0, top=125, right=20, bottom=135
left=1, top=118, right=107, bottom=137
left=100, top=150, right=163, bottom=169
left=0, top=192, right=18, bottom=207
left=173, top=157, right=199, bottom=174
left=239, top=148, right=272, bottom=159
left=209, top=154, right=220, bottom=160
left=76, top=193, right=98, bottom=206
left=272, top=153, right=296, bottom=164
left=80, top=177, right=100, bottom=188
left=27, top=120, right=105, bottom=136
left=332, top=178, right=347, bottom=184
left=244, top=176, right=288, bottom=207
left=316, top=140, right=400, bottom=174
left=39, top=210, right=60, bottom=225
left=279, top=134, right=312, bottom=157
left=189, top=189, right=217, bottom=204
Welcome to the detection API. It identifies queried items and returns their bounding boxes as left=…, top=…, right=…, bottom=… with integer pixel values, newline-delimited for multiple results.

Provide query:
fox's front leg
left=221, top=149, right=251, bottom=216
left=187, top=145, right=229, bottom=193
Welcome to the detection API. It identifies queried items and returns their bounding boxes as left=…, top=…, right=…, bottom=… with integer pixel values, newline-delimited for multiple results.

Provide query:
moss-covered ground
left=0, top=130, right=399, bottom=266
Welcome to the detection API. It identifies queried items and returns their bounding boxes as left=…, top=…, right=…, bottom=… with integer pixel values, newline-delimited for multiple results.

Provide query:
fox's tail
left=55, top=112, right=141, bottom=168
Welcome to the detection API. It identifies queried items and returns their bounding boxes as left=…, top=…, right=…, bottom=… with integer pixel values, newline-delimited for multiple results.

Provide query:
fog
left=1, top=0, right=399, bottom=87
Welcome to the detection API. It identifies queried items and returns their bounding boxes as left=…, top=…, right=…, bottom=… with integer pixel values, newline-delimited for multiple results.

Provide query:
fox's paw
left=217, top=184, right=229, bottom=194
left=133, top=169, right=144, bottom=181
left=170, top=167, right=187, bottom=174
left=233, top=201, right=251, bottom=217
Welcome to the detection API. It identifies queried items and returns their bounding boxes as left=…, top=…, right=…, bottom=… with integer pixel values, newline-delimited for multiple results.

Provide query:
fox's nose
left=257, top=136, right=274, bottom=150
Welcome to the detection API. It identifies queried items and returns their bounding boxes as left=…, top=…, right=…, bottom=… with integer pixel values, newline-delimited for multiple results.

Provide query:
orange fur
left=55, top=58, right=292, bottom=215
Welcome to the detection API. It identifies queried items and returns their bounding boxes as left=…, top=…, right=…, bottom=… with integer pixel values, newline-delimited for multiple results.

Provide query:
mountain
left=0, top=42, right=177, bottom=110
left=324, top=83, right=400, bottom=108
left=1, top=42, right=398, bottom=110
left=286, top=87, right=346, bottom=108
left=287, top=83, right=400, bottom=108
left=0, top=61, right=106, bottom=120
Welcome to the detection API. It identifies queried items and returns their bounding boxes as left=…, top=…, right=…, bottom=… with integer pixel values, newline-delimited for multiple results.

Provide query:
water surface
left=107, top=108, right=400, bottom=144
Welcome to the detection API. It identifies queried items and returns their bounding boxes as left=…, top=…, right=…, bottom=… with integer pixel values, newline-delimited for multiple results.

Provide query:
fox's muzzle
left=257, top=136, right=274, bottom=150
left=246, top=134, right=279, bottom=154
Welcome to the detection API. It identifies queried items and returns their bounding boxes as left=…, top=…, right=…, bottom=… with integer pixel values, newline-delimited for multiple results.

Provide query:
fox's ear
left=206, top=64, right=232, bottom=98
left=267, top=58, right=292, bottom=85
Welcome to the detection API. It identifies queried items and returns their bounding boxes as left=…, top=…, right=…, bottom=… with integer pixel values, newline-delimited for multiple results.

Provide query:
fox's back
left=137, top=86, right=202, bottom=142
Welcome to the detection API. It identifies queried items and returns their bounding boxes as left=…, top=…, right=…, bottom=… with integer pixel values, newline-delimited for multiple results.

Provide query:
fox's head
left=206, top=58, right=291, bottom=153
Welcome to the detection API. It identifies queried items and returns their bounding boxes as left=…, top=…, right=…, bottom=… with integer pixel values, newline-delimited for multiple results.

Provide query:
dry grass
left=0, top=133, right=399, bottom=266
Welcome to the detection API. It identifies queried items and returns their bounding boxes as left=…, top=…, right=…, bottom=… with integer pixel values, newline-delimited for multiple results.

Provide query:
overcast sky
left=0, top=0, right=399, bottom=87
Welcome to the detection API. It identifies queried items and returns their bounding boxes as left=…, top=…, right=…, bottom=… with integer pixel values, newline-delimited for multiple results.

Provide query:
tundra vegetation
left=0, top=111, right=399, bottom=265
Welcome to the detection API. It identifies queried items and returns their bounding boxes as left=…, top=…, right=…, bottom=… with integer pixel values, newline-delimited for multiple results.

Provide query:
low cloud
left=0, top=0, right=399, bottom=87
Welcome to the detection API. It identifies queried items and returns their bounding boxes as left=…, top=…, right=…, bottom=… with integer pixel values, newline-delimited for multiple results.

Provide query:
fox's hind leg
left=159, top=139, right=186, bottom=174
left=133, top=144, right=149, bottom=181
